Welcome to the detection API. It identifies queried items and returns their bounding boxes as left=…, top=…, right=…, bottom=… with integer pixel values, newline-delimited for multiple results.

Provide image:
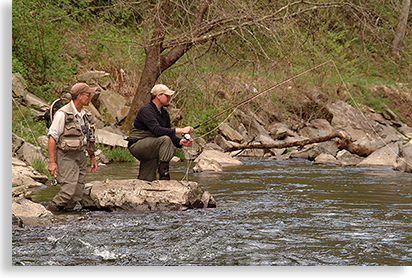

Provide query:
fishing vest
left=56, top=104, right=98, bottom=152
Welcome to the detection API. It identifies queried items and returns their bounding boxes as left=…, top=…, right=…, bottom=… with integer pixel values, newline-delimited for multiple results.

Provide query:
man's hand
left=90, top=156, right=98, bottom=173
left=48, top=161, right=58, bottom=176
left=176, top=126, right=194, bottom=134
left=180, top=138, right=193, bottom=147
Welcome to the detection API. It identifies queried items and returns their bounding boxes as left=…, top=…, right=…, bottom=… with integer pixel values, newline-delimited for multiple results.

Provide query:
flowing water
left=12, top=158, right=412, bottom=266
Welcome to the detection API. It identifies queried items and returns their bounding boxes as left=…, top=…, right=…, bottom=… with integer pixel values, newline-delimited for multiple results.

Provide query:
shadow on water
left=14, top=158, right=412, bottom=266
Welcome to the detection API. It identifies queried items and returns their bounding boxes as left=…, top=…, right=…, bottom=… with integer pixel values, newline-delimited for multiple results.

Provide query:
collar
left=150, top=100, right=163, bottom=113
left=70, top=100, right=86, bottom=118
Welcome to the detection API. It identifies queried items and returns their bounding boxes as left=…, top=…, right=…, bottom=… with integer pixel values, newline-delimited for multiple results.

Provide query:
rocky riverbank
left=12, top=72, right=412, bottom=225
left=189, top=93, right=412, bottom=174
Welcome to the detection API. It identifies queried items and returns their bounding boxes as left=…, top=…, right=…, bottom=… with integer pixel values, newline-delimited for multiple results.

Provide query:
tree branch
left=225, top=130, right=375, bottom=157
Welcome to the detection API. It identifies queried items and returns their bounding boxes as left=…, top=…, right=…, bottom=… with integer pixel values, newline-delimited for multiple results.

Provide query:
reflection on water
left=13, top=158, right=412, bottom=266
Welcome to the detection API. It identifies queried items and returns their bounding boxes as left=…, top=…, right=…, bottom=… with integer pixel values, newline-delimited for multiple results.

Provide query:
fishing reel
left=51, top=175, right=60, bottom=186
left=183, top=133, right=191, bottom=140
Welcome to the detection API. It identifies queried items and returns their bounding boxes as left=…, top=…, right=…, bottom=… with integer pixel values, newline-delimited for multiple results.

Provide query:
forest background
left=12, top=0, right=412, bottom=151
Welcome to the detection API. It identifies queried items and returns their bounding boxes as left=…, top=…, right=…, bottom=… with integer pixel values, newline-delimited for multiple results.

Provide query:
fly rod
left=192, top=60, right=331, bottom=131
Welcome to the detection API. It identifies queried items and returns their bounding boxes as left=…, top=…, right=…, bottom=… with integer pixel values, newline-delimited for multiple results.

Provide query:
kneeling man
left=127, top=84, right=194, bottom=181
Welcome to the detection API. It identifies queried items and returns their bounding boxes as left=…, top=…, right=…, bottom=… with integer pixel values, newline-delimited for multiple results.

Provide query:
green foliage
left=31, top=158, right=52, bottom=178
left=97, top=144, right=136, bottom=163
left=12, top=0, right=412, bottom=148
left=12, top=0, right=79, bottom=102
left=346, top=85, right=388, bottom=112
left=12, top=100, right=48, bottom=147
left=174, top=149, right=185, bottom=160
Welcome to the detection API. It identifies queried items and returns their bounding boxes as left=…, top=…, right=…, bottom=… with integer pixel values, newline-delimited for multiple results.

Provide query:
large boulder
left=326, top=101, right=382, bottom=145
left=80, top=179, right=216, bottom=211
left=12, top=163, right=48, bottom=187
left=12, top=73, right=28, bottom=98
left=15, top=141, right=44, bottom=165
left=357, top=142, right=402, bottom=168
left=92, top=90, right=130, bottom=124
left=395, top=140, right=412, bottom=173
left=219, top=122, right=244, bottom=142
left=194, top=149, right=243, bottom=167
left=12, top=197, right=52, bottom=226
left=95, top=128, right=128, bottom=148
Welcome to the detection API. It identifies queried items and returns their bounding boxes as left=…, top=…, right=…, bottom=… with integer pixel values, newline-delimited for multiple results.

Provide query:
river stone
left=95, top=128, right=128, bottom=148
left=357, top=142, right=402, bottom=168
left=194, top=149, right=243, bottom=166
left=219, top=122, right=243, bottom=142
left=81, top=179, right=216, bottom=211
left=12, top=197, right=52, bottom=225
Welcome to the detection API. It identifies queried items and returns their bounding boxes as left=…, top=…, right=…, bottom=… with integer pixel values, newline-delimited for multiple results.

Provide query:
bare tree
left=391, top=0, right=410, bottom=57
left=121, top=0, right=209, bottom=131
left=120, top=0, right=356, bottom=132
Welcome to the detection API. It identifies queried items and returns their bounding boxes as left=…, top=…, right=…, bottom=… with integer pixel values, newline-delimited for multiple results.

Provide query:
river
left=12, top=158, right=412, bottom=266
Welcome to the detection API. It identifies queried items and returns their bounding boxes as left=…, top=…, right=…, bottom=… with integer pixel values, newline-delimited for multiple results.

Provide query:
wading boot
left=158, top=161, right=170, bottom=180
left=47, top=201, right=65, bottom=213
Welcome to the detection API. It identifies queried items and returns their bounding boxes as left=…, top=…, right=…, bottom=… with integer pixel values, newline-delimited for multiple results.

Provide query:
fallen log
left=227, top=131, right=375, bottom=157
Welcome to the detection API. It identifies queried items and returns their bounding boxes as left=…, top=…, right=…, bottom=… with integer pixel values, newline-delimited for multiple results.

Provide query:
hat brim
left=85, top=87, right=98, bottom=93
left=163, top=90, right=175, bottom=96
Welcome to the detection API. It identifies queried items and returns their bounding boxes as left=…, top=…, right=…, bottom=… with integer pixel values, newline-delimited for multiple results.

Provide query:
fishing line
left=181, top=60, right=335, bottom=181
left=181, top=58, right=412, bottom=180
left=329, top=59, right=412, bottom=169
left=192, top=60, right=332, bottom=131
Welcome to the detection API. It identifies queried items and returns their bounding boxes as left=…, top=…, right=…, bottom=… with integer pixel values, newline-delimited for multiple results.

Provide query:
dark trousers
left=128, top=136, right=176, bottom=181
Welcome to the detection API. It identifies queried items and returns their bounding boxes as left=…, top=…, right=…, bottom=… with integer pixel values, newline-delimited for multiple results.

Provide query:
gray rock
left=193, top=158, right=223, bottom=172
left=358, top=142, right=402, bottom=168
left=194, top=149, right=242, bottom=167
left=95, top=128, right=128, bottom=148
left=219, top=122, right=244, bottom=142
left=12, top=197, right=52, bottom=225
left=395, top=140, right=412, bottom=173
left=336, top=150, right=364, bottom=166
left=92, top=89, right=130, bottom=124
left=313, top=153, right=339, bottom=165
left=15, top=142, right=44, bottom=165
left=81, top=179, right=216, bottom=211
left=23, top=92, right=50, bottom=112
left=12, top=73, right=27, bottom=98
left=298, top=126, right=330, bottom=139
left=12, top=133, right=25, bottom=153
left=310, top=119, right=333, bottom=134
left=326, top=101, right=382, bottom=144
left=12, top=164, right=48, bottom=186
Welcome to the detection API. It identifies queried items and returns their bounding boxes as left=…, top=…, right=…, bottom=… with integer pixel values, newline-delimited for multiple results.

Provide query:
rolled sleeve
left=47, top=111, right=65, bottom=142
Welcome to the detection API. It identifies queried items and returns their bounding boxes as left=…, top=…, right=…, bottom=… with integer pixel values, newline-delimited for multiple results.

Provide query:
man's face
left=79, top=92, right=92, bottom=106
left=158, top=93, right=171, bottom=106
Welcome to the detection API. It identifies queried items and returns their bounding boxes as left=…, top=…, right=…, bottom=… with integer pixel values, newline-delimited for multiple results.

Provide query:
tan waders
left=50, top=148, right=87, bottom=210
left=128, top=135, right=176, bottom=181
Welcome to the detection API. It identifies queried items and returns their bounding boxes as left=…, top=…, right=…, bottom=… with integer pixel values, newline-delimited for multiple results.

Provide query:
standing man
left=127, top=84, right=194, bottom=181
left=47, top=83, right=99, bottom=212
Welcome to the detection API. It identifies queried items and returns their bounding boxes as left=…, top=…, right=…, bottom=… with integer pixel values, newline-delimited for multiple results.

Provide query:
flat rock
left=95, top=129, right=128, bottom=148
left=12, top=197, right=52, bottom=225
left=358, top=142, right=401, bottom=167
left=193, top=158, right=223, bottom=172
left=81, top=179, right=216, bottom=211
left=194, top=149, right=242, bottom=167
left=12, top=164, right=48, bottom=187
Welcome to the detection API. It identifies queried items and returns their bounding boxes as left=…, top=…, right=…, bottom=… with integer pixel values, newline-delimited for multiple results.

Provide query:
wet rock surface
left=80, top=179, right=216, bottom=211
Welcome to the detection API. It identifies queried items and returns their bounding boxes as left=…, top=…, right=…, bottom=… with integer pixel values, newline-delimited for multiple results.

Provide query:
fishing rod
left=184, top=60, right=331, bottom=139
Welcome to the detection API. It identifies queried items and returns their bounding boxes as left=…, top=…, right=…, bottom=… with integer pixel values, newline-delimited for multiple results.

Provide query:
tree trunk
left=226, top=131, right=375, bottom=157
left=120, top=0, right=210, bottom=133
left=391, top=0, right=410, bottom=56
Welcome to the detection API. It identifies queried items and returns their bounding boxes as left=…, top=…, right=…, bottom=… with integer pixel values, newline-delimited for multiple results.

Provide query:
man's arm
left=86, top=150, right=98, bottom=173
left=47, top=136, right=58, bottom=176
